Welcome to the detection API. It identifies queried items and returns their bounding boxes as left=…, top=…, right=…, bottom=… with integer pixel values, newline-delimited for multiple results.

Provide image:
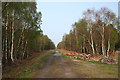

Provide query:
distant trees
left=2, top=2, right=55, bottom=65
left=57, top=7, right=119, bottom=57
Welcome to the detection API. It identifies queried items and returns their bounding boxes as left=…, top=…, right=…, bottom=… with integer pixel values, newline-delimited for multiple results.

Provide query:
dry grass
left=59, top=49, right=118, bottom=78
left=72, top=59, right=118, bottom=78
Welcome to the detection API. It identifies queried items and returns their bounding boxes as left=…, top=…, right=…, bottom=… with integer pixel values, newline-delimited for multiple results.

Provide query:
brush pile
left=65, top=52, right=117, bottom=64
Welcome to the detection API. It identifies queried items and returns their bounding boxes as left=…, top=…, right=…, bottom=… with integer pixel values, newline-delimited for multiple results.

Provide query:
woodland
left=2, top=2, right=55, bottom=65
left=57, top=7, right=120, bottom=57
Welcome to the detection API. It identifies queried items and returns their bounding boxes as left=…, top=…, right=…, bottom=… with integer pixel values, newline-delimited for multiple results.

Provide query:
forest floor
left=2, top=50, right=53, bottom=78
left=3, top=49, right=118, bottom=79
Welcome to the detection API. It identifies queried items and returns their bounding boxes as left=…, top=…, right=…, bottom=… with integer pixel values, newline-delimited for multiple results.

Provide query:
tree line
left=57, top=7, right=120, bottom=57
left=2, top=2, right=55, bottom=65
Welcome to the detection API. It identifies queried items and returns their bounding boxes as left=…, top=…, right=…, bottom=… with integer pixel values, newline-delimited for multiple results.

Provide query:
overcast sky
left=36, top=1, right=118, bottom=47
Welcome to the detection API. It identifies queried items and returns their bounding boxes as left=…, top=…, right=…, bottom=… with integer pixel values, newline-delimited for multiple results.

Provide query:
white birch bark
left=89, top=20, right=95, bottom=55
left=101, top=17, right=106, bottom=57
left=107, top=39, right=110, bottom=57
left=10, top=10, right=14, bottom=63
left=5, top=10, right=8, bottom=63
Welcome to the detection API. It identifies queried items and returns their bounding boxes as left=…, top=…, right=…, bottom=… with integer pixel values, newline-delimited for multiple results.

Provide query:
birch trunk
left=107, top=27, right=111, bottom=57
left=8, top=41, right=11, bottom=59
left=102, top=33, right=106, bottom=56
left=10, top=10, right=14, bottom=63
left=89, top=20, right=95, bottom=55
left=16, top=25, right=25, bottom=53
left=102, top=17, right=106, bottom=57
left=5, top=10, right=8, bottom=63
left=90, top=31, right=95, bottom=55
left=16, top=23, right=25, bottom=60
left=107, top=39, right=110, bottom=57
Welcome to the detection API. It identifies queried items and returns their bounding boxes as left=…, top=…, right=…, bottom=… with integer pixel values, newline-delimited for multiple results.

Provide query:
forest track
left=33, top=51, right=80, bottom=78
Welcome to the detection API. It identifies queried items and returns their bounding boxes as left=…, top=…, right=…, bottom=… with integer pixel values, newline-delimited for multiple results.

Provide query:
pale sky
left=36, top=1, right=118, bottom=47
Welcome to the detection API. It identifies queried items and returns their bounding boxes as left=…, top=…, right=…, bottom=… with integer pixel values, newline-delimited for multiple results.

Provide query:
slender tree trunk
left=90, top=33, right=95, bottom=55
left=107, top=27, right=111, bottom=57
left=23, top=40, right=27, bottom=59
left=101, top=17, right=106, bottom=57
left=83, top=37, right=85, bottom=53
left=83, top=37, right=86, bottom=60
left=102, top=35, right=106, bottom=57
left=10, top=10, right=14, bottom=63
left=89, top=21, right=95, bottom=55
left=95, top=44, right=99, bottom=55
left=16, top=25, right=25, bottom=53
left=23, top=29, right=28, bottom=59
left=8, top=41, right=11, bottom=60
left=107, top=39, right=110, bottom=57
left=8, top=22, right=12, bottom=60
left=15, top=26, right=25, bottom=60
left=21, top=31, right=24, bottom=59
left=75, top=28, right=78, bottom=51
left=5, top=10, right=8, bottom=63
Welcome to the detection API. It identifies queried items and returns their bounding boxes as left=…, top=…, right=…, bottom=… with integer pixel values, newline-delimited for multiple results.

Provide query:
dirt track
left=33, top=52, right=80, bottom=78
